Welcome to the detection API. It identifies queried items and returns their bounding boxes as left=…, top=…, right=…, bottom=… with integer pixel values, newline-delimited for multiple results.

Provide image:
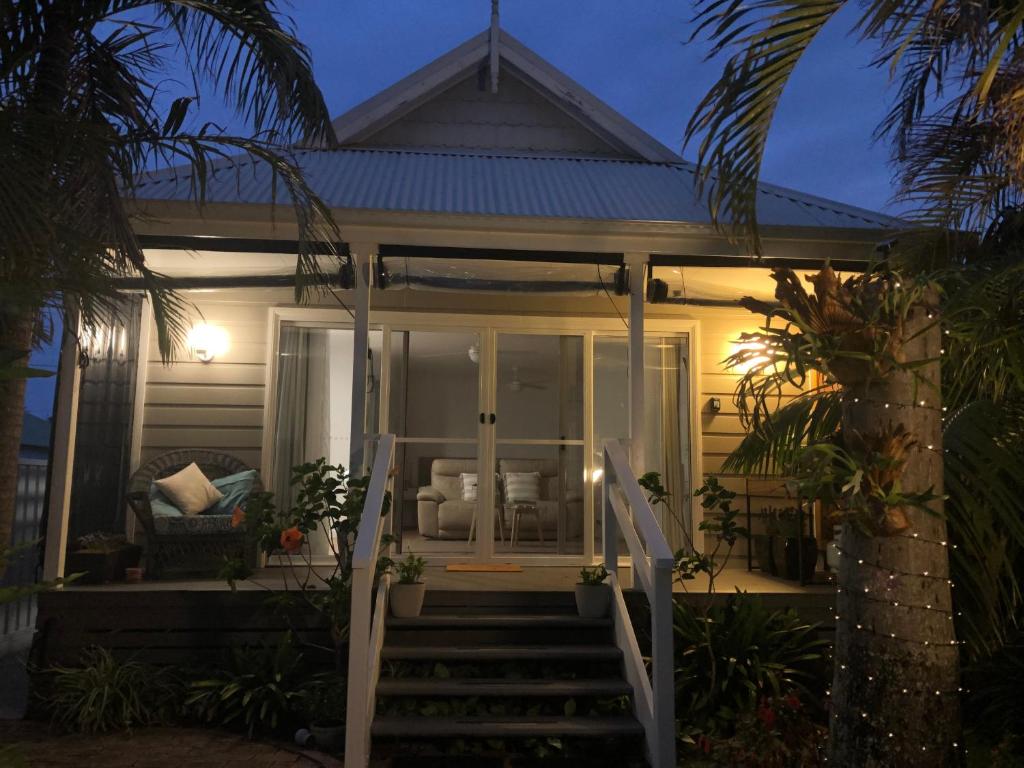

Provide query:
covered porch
left=37, top=236, right=840, bottom=587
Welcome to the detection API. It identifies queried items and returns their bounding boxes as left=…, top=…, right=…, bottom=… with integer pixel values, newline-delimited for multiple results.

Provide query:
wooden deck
left=64, top=564, right=833, bottom=595
left=36, top=566, right=833, bottom=668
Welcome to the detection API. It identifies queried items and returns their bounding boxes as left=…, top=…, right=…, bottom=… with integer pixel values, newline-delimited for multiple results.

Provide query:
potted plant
left=752, top=508, right=778, bottom=575
left=65, top=532, right=142, bottom=584
left=767, top=507, right=816, bottom=582
left=303, top=671, right=346, bottom=753
left=574, top=564, right=611, bottom=618
left=389, top=552, right=427, bottom=618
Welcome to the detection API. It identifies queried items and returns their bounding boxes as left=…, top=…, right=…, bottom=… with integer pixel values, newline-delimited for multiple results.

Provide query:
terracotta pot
left=574, top=584, right=611, bottom=618
left=390, top=582, right=426, bottom=618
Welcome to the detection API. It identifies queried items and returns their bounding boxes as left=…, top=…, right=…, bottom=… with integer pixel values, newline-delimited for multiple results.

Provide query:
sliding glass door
left=270, top=314, right=694, bottom=565
left=493, top=332, right=586, bottom=555
left=388, top=329, right=483, bottom=557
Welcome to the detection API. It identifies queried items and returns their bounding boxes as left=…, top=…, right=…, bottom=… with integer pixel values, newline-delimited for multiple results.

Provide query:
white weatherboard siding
left=140, top=296, right=268, bottom=471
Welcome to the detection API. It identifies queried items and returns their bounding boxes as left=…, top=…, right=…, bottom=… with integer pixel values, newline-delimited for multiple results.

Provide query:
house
left=34, top=18, right=896, bottom=767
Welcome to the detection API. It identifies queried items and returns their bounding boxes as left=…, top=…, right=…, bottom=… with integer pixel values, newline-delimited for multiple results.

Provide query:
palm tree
left=686, top=2, right=1024, bottom=764
left=0, top=1, right=343, bottom=576
left=685, top=0, right=1024, bottom=250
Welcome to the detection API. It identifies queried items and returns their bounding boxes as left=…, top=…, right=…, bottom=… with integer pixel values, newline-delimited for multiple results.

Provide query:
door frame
left=262, top=307, right=703, bottom=566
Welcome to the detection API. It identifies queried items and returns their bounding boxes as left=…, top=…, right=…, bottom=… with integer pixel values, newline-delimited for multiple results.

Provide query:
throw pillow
left=207, top=469, right=259, bottom=515
left=154, top=462, right=223, bottom=516
left=504, top=471, right=541, bottom=504
left=460, top=473, right=478, bottom=503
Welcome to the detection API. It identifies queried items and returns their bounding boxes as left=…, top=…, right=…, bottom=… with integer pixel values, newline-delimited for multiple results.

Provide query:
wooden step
left=371, top=715, right=643, bottom=739
left=387, top=614, right=610, bottom=629
left=376, top=677, right=632, bottom=698
left=381, top=644, right=622, bottom=662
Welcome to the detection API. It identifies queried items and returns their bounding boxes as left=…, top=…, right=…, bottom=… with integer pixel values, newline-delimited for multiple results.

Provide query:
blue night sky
left=24, top=1, right=898, bottom=420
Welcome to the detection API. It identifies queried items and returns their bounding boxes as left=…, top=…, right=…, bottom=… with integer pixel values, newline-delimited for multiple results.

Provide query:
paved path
left=0, top=723, right=343, bottom=767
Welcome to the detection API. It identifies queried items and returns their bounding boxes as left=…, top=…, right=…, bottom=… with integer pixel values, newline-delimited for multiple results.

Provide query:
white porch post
left=42, top=325, right=82, bottom=582
left=625, top=252, right=647, bottom=471
left=348, top=243, right=375, bottom=476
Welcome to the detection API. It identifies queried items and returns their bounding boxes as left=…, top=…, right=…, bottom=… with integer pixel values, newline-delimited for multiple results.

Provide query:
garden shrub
left=674, top=593, right=830, bottom=761
left=185, top=631, right=309, bottom=738
left=40, top=647, right=183, bottom=733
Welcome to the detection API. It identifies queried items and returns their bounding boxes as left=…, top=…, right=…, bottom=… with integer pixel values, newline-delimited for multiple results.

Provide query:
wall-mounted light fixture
left=187, top=323, right=229, bottom=363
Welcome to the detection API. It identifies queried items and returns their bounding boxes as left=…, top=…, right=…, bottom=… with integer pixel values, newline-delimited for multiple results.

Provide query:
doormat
left=445, top=563, right=523, bottom=573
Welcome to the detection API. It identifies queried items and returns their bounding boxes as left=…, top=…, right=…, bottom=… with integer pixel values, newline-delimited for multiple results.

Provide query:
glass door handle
left=489, top=413, right=496, bottom=424
left=480, top=413, right=485, bottom=424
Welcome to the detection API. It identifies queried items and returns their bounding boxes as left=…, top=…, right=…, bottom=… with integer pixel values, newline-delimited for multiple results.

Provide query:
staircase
left=370, top=590, right=647, bottom=765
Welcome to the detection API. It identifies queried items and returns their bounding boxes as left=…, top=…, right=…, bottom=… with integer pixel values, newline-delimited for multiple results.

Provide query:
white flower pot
left=574, top=583, right=611, bottom=618
left=390, top=581, right=426, bottom=618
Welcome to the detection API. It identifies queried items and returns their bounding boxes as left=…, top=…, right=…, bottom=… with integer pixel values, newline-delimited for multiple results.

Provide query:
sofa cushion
left=438, top=499, right=476, bottom=533
left=154, top=463, right=223, bottom=516
left=431, top=459, right=477, bottom=502
left=207, top=469, right=258, bottom=515
left=148, top=485, right=183, bottom=518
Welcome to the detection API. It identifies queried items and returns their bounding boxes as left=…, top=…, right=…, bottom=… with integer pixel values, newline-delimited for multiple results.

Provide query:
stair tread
left=382, top=644, right=622, bottom=661
left=371, top=715, right=643, bottom=738
left=376, top=677, right=632, bottom=697
left=387, top=614, right=611, bottom=628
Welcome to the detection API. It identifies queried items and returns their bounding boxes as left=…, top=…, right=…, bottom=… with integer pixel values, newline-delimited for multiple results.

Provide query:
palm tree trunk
left=0, top=311, right=36, bottom=578
left=830, top=297, right=960, bottom=766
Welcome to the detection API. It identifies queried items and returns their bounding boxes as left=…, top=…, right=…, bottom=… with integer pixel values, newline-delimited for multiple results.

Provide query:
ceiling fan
left=508, top=366, right=547, bottom=392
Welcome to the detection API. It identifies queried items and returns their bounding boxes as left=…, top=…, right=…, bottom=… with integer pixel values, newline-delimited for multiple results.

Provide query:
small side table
left=509, top=503, right=544, bottom=547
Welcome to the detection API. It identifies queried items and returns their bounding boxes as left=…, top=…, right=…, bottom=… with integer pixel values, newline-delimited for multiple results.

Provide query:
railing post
left=650, top=562, right=675, bottom=768
left=345, top=567, right=372, bottom=766
left=602, top=445, right=618, bottom=575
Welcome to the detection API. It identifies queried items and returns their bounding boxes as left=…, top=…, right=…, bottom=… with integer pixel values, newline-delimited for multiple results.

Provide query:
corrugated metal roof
left=134, top=147, right=902, bottom=230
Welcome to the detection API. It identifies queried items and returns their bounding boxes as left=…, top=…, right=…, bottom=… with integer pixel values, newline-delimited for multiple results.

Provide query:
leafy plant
left=792, top=426, right=941, bottom=536
left=300, top=670, right=347, bottom=725
left=578, top=564, right=609, bottom=586
left=74, top=532, right=131, bottom=553
left=227, top=459, right=393, bottom=654
left=673, top=594, right=829, bottom=746
left=389, top=552, right=426, bottom=585
left=40, top=647, right=182, bottom=733
left=186, top=632, right=307, bottom=738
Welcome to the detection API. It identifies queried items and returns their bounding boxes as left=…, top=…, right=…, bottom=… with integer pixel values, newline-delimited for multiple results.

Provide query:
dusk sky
left=287, top=0, right=899, bottom=214
left=24, top=0, right=898, bottom=419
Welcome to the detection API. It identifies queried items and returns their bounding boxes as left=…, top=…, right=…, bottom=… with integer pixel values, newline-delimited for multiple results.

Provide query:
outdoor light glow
left=187, top=323, right=229, bottom=363
left=729, top=339, right=771, bottom=374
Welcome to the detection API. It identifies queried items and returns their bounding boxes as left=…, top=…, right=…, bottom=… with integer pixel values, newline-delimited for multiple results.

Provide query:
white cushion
left=504, top=471, right=541, bottom=504
left=154, top=463, right=223, bottom=516
left=460, top=472, right=478, bottom=502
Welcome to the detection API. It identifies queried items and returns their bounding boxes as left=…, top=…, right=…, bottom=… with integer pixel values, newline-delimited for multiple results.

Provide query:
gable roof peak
left=330, top=26, right=681, bottom=163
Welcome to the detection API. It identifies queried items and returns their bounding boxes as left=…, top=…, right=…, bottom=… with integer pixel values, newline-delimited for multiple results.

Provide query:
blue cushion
left=207, top=469, right=258, bottom=515
left=148, top=485, right=183, bottom=518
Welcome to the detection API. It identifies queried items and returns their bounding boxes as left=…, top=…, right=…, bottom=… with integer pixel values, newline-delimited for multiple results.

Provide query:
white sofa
left=416, top=458, right=582, bottom=540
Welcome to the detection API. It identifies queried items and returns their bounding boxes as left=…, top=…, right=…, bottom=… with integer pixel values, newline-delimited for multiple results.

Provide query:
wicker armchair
left=125, top=449, right=263, bottom=579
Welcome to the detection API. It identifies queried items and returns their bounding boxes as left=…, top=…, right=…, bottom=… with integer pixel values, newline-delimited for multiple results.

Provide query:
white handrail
left=345, top=433, right=396, bottom=768
left=603, top=438, right=676, bottom=768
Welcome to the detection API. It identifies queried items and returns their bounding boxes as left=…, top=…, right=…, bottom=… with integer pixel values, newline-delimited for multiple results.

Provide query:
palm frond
left=685, top=0, right=845, bottom=252
left=723, top=390, right=842, bottom=476
left=944, top=399, right=1024, bottom=658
